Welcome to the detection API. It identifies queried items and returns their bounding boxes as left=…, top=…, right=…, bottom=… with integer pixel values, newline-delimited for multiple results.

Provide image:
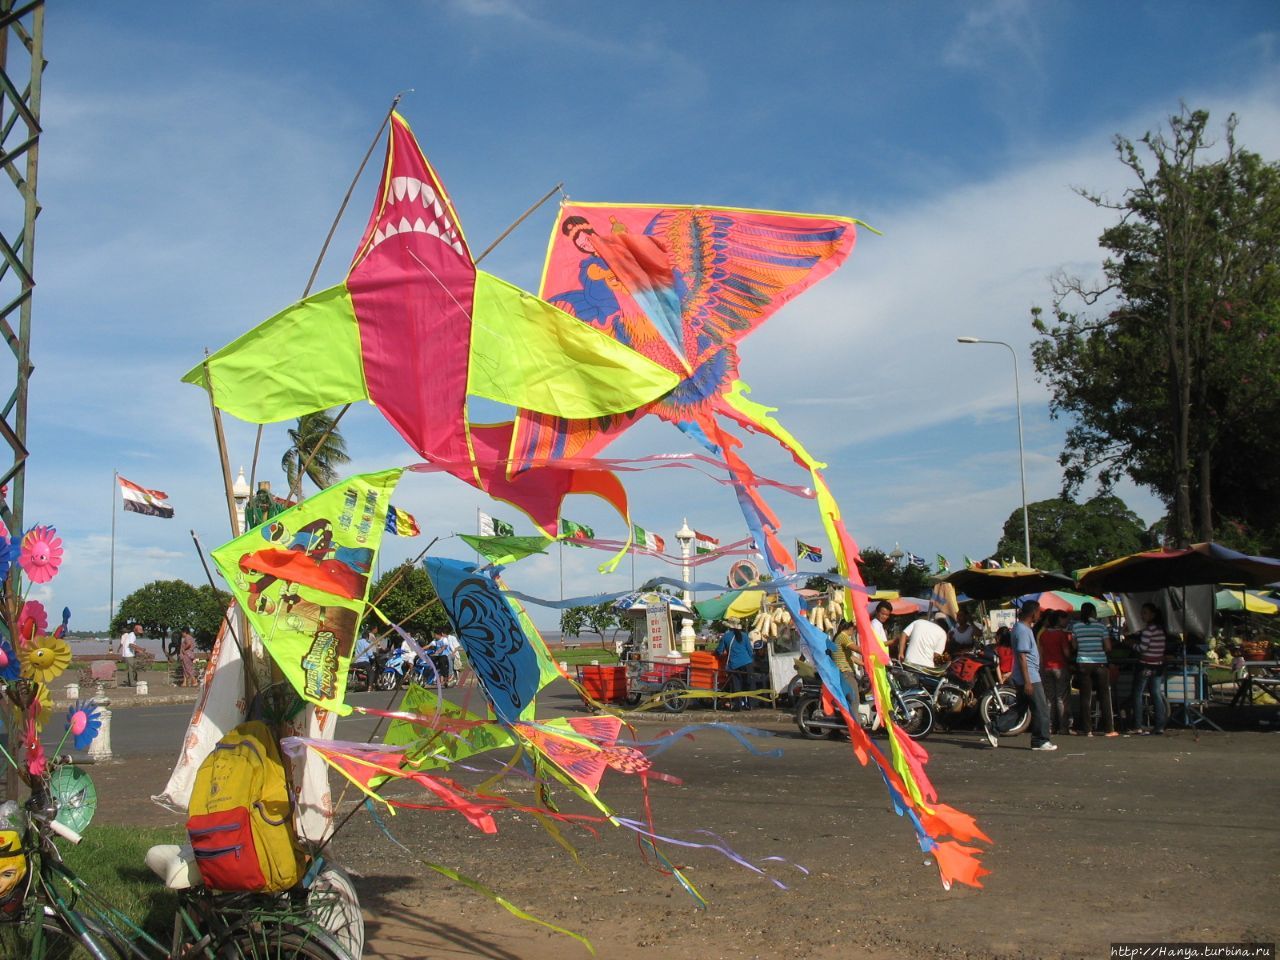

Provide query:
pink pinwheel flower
left=66, top=701, right=103, bottom=751
left=19, top=525, right=62, bottom=584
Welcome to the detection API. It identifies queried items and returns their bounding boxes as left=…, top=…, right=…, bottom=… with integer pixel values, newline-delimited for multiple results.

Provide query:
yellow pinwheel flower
left=20, top=635, right=71, bottom=685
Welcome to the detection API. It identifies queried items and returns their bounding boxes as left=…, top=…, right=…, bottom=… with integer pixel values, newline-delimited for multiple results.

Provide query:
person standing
left=830, top=619, right=861, bottom=704
left=179, top=628, right=198, bottom=688
left=442, top=628, right=461, bottom=684
left=716, top=619, right=756, bottom=710
left=119, top=623, right=143, bottom=687
left=1038, top=611, right=1074, bottom=735
left=869, top=600, right=894, bottom=658
left=1012, top=600, right=1055, bottom=751
left=1071, top=602, right=1118, bottom=737
left=1131, top=603, right=1168, bottom=735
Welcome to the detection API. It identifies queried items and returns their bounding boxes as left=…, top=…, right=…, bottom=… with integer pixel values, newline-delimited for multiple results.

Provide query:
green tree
left=843, top=548, right=935, bottom=597
left=111, top=579, right=231, bottom=649
left=559, top=602, right=622, bottom=646
left=1032, top=107, right=1280, bottom=548
left=368, top=562, right=449, bottom=641
left=995, top=494, right=1149, bottom=575
left=189, top=584, right=234, bottom=648
left=281, top=410, right=351, bottom=497
left=804, top=566, right=840, bottom=592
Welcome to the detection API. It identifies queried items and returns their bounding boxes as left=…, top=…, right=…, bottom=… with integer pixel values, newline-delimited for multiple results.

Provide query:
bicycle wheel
left=307, top=864, right=364, bottom=960
left=213, top=919, right=351, bottom=959
left=0, top=917, right=108, bottom=959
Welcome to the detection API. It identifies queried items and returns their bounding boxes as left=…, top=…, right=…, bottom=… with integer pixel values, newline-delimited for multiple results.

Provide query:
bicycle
left=0, top=753, right=357, bottom=959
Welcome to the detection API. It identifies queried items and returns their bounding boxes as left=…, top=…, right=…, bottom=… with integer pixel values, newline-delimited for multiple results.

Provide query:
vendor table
left=1230, top=660, right=1280, bottom=709
left=1109, top=657, right=1220, bottom=731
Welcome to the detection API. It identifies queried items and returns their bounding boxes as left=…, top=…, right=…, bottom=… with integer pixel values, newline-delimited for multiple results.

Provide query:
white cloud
left=17, top=11, right=1278, bottom=634
left=943, top=0, right=1043, bottom=70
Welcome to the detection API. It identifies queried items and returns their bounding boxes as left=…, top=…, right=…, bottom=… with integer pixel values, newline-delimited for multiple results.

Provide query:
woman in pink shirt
left=1038, top=611, right=1075, bottom=735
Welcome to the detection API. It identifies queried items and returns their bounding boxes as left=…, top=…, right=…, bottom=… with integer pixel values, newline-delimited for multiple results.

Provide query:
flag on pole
left=118, top=475, right=174, bottom=518
left=633, top=524, right=666, bottom=554
left=796, top=539, right=823, bottom=563
left=560, top=518, right=595, bottom=546
left=906, top=552, right=928, bottom=569
left=478, top=511, right=514, bottom=538
left=935, top=554, right=950, bottom=574
left=694, top=530, right=719, bottom=555
left=384, top=505, right=420, bottom=537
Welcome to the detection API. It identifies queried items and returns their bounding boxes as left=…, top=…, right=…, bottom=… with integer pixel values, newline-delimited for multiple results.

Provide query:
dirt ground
left=88, top=703, right=1279, bottom=960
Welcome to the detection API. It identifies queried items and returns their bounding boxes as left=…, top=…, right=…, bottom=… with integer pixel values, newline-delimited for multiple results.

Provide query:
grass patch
left=553, top=646, right=619, bottom=666
left=60, top=823, right=184, bottom=939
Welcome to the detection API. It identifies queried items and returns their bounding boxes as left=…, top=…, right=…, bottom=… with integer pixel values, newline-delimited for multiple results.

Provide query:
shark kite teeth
left=371, top=175, right=461, bottom=255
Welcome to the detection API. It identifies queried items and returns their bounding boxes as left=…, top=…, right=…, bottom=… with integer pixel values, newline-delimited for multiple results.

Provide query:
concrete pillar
left=87, top=683, right=113, bottom=762
left=679, top=616, right=697, bottom=654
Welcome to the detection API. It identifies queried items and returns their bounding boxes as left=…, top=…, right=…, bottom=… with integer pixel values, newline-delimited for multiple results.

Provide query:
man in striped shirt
left=1131, top=602, right=1168, bottom=734
left=1071, top=602, right=1117, bottom=736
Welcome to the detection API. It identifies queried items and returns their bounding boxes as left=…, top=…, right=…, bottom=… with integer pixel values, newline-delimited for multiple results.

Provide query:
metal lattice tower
left=0, top=0, right=43, bottom=538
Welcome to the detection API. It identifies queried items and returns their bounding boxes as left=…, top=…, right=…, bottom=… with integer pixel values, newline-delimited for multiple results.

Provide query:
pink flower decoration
left=65, top=701, right=102, bottom=751
left=19, top=525, right=62, bottom=584
left=17, top=600, right=47, bottom=647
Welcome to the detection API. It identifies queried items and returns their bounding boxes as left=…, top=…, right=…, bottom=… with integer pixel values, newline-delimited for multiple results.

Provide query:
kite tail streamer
left=713, top=382, right=991, bottom=888
left=628, top=723, right=783, bottom=761
left=615, top=818, right=805, bottom=893
left=363, top=799, right=597, bottom=954
left=637, top=837, right=707, bottom=909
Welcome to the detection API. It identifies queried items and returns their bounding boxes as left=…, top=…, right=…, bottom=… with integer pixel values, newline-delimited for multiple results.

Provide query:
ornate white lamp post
left=232, top=466, right=251, bottom=535
left=675, top=519, right=699, bottom=655
left=674, top=519, right=695, bottom=607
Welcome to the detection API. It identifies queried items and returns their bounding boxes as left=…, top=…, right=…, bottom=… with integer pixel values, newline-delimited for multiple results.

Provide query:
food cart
left=577, top=592, right=705, bottom=713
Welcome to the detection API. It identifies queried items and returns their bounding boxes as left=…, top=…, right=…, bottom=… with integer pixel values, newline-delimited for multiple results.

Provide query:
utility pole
left=0, top=0, right=45, bottom=801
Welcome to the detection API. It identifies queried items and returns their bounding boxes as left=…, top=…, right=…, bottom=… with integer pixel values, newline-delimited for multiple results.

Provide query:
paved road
left=19, top=688, right=1280, bottom=959
left=79, top=681, right=716, bottom=760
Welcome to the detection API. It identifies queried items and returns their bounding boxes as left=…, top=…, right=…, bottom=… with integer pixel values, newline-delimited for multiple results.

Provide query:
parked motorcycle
left=793, top=669, right=934, bottom=740
left=411, top=653, right=458, bottom=688
left=899, top=646, right=1030, bottom=738
left=375, top=648, right=413, bottom=691
left=346, top=650, right=376, bottom=693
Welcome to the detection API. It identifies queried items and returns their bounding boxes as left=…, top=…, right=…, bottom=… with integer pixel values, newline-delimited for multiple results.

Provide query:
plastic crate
left=688, top=651, right=725, bottom=690
left=579, top=664, right=627, bottom=701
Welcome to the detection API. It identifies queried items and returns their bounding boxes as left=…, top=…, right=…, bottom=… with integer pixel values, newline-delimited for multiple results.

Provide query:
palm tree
left=281, top=411, right=351, bottom=497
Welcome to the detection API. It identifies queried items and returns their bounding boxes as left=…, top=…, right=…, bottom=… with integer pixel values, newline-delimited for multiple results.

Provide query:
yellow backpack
left=187, top=721, right=303, bottom=892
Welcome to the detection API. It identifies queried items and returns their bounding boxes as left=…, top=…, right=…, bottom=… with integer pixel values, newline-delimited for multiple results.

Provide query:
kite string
left=406, top=248, right=474, bottom=318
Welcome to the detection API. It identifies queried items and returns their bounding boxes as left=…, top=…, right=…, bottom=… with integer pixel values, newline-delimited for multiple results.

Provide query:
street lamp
left=957, top=337, right=1031, bottom=567
left=674, top=519, right=695, bottom=607
left=232, top=466, right=251, bottom=535
left=673, top=519, right=697, bottom=657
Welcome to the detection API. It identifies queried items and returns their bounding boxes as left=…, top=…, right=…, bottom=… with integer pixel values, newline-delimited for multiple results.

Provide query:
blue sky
left=18, top=1, right=1280, bottom=630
